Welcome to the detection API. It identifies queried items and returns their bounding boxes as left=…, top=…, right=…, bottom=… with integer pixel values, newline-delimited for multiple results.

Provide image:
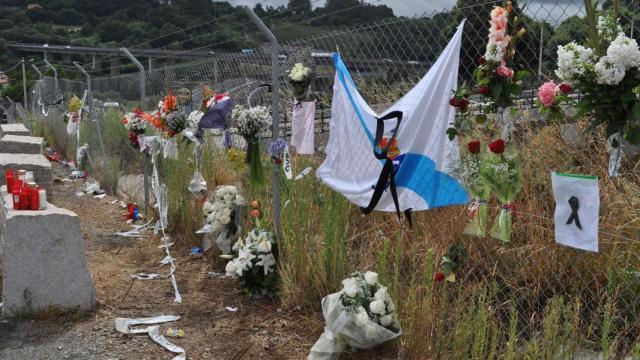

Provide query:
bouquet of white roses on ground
left=200, top=185, right=245, bottom=252
left=232, top=105, right=272, bottom=185
left=480, top=139, right=521, bottom=243
left=308, top=271, right=401, bottom=360
left=288, top=62, right=313, bottom=102
left=550, top=2, right=640, bottom=176
left=223, top=228, right=278, bottom=296
left=460, top=139, right=490, bottom=237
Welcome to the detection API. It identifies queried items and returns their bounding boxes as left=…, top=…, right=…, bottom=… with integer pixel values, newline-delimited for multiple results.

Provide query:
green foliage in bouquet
left=480, top=139, right=522, bottom=243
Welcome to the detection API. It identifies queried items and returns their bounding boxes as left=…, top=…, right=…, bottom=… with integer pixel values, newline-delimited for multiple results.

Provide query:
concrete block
left=0, top=124, right=30, bottom=137
left=0, top=135, right=43, bottom=155
left=0, top=192, right=97, bottom=316
left=0, top=153, right=53, bottom=200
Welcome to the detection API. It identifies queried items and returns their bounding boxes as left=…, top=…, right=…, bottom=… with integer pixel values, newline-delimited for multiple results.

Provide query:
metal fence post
left=74, top=61, right=107, bottom=166
left=43, top=58, right=59, bottom=103
left=121, top=47, right=149, bottom=211
left=30, top=63, right=42, bottom=115
left=21, top=59, right=27, bottom=110
left=243, top=6, right=282, bottom=242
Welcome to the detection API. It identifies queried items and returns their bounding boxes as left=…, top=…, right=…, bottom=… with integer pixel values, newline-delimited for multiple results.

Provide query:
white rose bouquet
left=288, top=63, right=313, bottom=102
left=308, top=271, right=401, bottom=360
left=224, top=228, right=278, bottom=295
left=201, top=185, right=245, bottom=236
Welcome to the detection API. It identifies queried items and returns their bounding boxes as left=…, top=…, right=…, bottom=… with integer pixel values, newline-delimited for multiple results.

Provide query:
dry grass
left=274, top=119, right=640, bottom=358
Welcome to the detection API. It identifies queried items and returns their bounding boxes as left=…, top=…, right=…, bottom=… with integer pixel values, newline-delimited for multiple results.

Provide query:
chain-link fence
left=27, top=1, right=640, bottom=357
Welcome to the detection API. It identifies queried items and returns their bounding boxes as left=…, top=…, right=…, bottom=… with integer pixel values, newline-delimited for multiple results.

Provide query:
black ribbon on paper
left=360, top=111, right=412, bottom=227
left=566, top=196, right=582, bottom=230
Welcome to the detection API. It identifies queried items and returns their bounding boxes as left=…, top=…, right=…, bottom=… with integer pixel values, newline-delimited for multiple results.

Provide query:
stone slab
left=0, top=191, right=97, bottom=316
left=0, top=124, right=30, bottom=137
left=0, top=153, right=53, bottom=200
left=0, top=135, right=43, bottom=155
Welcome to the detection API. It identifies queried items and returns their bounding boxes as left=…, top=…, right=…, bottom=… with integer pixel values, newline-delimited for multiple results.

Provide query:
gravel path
left=0, top=162, right=395, bottom=360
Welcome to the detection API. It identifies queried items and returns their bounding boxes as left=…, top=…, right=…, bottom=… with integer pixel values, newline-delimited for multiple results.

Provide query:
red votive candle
left=19, top=184, right=30, bottom=210
left=29, top=184, right=40, bottom=211
left=5, top=169, right=14, bottom=192
left=11, top=183, right=20, bottom=210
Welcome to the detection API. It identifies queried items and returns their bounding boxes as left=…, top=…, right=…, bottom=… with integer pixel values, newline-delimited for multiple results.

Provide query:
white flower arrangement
left=123, top=112, right=147, bottom=134
left=288, top=63, right=314, bottom=101
left=224, top=228, right=278, bottom=295
left=186, top=110, right=203, bottom=134
left=555, top=42, right=594, bottom=85
left=226, top=228, right=276, bottom=277
left=556, top=32, right=639, bottom=87
left=308, top=271, right=401, bottom=359
left=338, top=271, right=399, bottom=334
left=202, top=185, right=245, bottom=234
left=288, top=63, right=312, bottom=83
left=231, top=105, right=272, bottom=138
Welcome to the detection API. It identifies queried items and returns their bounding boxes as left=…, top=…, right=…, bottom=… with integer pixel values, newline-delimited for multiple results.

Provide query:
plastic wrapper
left=464, top=196, right=489, bottom=237
left=66, top=112, right=79, bottom=135
left=607, top=133, right=623, bottom=178
left=163, top=137, right=178, bottom=160
left=188, top=142, right=207, bottom=195
left=308, top=293, right=401, bottom=360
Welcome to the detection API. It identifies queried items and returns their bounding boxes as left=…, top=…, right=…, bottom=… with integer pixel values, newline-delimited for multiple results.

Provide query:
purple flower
left=268, top=138, right=287, bottom=157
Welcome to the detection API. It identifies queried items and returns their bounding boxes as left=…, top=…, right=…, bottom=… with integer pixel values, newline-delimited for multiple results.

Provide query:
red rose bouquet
left=480, top=138, right=521, bottom=242
left=460, top=139, right=490, bottom=237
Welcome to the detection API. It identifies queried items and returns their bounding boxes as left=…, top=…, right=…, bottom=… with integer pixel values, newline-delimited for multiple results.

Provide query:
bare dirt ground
left=0, top=162, right=396, bottom=360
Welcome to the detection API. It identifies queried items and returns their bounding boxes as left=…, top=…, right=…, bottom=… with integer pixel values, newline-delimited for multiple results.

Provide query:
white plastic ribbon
left=163, top=138, right=179, bottom=160
left=114, top=315, right=186, bottom=360
left=131, top=147, right=182, bottom=303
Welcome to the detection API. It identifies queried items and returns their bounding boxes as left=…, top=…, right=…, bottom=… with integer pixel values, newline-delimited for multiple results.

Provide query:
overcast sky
left=227, top=0, right=585, bottom=23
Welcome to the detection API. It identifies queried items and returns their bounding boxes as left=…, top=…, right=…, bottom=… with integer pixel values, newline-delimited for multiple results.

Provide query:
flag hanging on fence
left=316, top=21, right=468, bottom=214
left=198, top=94, right=234, bottom=144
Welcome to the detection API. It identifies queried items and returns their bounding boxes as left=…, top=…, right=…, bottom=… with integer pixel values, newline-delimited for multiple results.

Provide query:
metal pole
left=74, top=61, right=107, bottom=166
left=243, top=6, right=282, bottom=242
left=120, top=48, right=146, bottom=106
left=121, top=47, right=149, bottom=211
left=30, top=63, right=42, bottom=115
left=21, top=59, right=27, bottom=109
left=43, top=58, right=59, bottom=103
left=538, top=25, right=544, bottom=80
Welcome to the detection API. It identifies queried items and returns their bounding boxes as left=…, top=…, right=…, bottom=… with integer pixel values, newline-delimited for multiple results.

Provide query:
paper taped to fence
left=316, top=21, right=468, bottom=212
left=552, top=172, right=599, bottom=252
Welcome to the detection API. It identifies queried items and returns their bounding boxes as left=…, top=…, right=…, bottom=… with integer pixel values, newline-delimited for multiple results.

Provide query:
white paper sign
left=283, top=144, right=293, bottom=180
left=552, top=172, right=599, bottom=252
